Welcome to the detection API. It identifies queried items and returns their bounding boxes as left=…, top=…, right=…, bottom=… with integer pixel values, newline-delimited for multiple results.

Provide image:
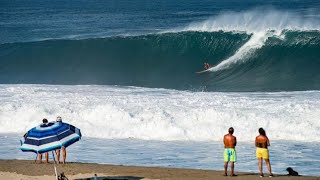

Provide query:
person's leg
left=258, top=158, right=263, bottom=176
left=230, top=149, right=237, bottom=176
left=45, top=152, right=49, bottom=163
left=38, top=153, right=43, bottom=163
left=62, top=147, right=66, bottom=164
left=265, top=159, right=273, bottom=176
left=56, top=149, right=61, bottom=164
left=230, top=162, right=235, bottom=176
left=224, top=162, right=228, bottom=176
left=223, top=149, right=229, bottom=176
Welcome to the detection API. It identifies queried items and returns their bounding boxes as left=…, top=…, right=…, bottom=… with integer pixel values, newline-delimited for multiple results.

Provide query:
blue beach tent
left=20, top=121, right=81, bottom=179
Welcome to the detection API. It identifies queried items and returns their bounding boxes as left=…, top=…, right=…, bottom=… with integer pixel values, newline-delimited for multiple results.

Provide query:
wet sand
left=0, top=160, right=319, bottom=180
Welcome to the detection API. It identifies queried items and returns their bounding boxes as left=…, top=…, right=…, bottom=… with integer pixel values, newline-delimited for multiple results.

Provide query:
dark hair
left=259, top=128, right=266, bottom=136
left=228, top=127, right=234, bottom=134
left=42, top=118, right=48, bottom=123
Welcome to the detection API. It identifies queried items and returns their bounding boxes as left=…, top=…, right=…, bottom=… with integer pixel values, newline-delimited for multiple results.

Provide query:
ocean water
left=1, top=0, right=320, bottom=176
left=0, top=85, right=320, bottom=176
left=1, top=134, right=320, bottom=176
left=1, top=0, right=320, bottom=91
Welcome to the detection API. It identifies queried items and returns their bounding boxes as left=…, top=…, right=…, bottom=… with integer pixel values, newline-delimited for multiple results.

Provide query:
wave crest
left=182, top=8, right=320, bottom=33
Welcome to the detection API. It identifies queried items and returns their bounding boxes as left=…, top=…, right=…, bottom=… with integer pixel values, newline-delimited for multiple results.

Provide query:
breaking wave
left=1, top=9, right=320, bottom=91
left=0, top=85, right=320, bottom=142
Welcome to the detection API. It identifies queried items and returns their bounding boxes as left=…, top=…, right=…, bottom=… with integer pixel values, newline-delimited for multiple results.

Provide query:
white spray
left=1, top=85, right=320, bottom=142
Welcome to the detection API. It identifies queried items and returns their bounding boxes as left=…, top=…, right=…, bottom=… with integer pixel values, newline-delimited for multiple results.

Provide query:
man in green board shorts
left=223, top=127, right=237, bottom=176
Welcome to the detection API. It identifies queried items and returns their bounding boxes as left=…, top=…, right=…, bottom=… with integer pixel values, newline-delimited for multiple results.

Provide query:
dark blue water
left=1, top=0, right=319, bottom=43
left=1, top=0, right=320, bottom=91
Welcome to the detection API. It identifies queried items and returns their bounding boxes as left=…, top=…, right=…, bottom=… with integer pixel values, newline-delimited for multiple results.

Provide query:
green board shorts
left=224, top=148, right=237, bottom=162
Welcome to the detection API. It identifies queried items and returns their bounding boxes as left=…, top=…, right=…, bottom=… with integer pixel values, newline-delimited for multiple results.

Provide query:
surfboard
left=195, top=68, right=211, bottom=74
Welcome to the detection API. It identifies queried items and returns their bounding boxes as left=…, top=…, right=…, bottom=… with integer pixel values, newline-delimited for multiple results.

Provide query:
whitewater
left=1, top=84, right=319, bottom=142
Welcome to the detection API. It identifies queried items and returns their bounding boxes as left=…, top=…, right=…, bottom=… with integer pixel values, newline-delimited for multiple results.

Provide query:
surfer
left=255, top=128, right=273, bottom=177
left=203, top=62, right=212, bottom=70
left=196, top=62, right=213, bottom=74
left=223, top=127, right=237, bottom=176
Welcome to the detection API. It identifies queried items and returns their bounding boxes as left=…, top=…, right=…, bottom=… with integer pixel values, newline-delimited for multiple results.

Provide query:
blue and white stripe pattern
left=20, top=121, right=81, bottom=153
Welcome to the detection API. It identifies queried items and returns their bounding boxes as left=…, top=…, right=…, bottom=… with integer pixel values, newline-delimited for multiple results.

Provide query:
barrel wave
left=1, top=30, right=320, bottom=91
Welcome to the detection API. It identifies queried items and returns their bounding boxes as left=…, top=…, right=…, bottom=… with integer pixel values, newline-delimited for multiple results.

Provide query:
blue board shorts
left=224, top=148, right=237, bottom=162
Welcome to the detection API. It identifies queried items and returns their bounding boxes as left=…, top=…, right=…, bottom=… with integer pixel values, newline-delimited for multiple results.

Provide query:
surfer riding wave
left=204, top=62, right=212, bottom=70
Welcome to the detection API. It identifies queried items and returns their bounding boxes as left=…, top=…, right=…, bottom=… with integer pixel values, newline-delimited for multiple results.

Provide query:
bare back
left=255, top=135, right=270, bottom=149
left=224, top=134, right=237, bottom=148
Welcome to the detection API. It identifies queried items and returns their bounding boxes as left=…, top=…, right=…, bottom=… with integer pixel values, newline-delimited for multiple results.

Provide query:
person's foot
left=260, top=173, right=264, bottom=177
left=230, top=174, right=238, bottom=177
left=269, top=174, right=274, bottom=177
left=223, top=173, right=227, bottom=176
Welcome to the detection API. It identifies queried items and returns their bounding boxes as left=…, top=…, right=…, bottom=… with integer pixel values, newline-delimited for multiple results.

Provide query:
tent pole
left=51, top=151, right=58, bottom=180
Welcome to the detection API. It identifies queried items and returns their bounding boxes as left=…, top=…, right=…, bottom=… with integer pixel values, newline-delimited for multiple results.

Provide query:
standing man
left=223, top=127, right=237, bottom=176
left=56, top=116, right=67, bottom=164
left=39, top=118, right=49, bottom=163
left=255, top=128, right=273, bottom=177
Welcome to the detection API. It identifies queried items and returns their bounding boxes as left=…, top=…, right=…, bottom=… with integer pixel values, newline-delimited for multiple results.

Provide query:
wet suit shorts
left=256, top=147, right=269, bottom=159
left=224, top=148, right=237, bottom=162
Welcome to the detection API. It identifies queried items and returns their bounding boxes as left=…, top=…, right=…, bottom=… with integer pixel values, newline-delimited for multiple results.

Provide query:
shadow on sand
left=75, top=175, right=144, bottom=180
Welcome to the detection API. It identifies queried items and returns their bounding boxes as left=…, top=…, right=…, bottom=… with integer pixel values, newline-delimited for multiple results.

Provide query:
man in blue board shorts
left=223, top=127, right=237, bottom=176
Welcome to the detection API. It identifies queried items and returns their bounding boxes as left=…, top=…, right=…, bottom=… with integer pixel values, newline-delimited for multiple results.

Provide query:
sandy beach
left=0, top=160, right=319, bottom=180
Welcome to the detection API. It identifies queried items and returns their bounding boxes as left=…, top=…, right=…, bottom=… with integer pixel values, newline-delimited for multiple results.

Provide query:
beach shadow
left=75, top=176, right=144, bottom=180
left=238, top=172, right=259, bottom=176
left=239, top=173, right=294, bottom=178
left=276, top=174, right=302, bottom=177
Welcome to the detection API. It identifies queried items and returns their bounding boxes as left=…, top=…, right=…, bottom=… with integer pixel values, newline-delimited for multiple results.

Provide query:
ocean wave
left=176, top=9, right=320, bottom=73
left=0, top=85, right=320, bottom=142
left=1, top=29, right=320, bottom=91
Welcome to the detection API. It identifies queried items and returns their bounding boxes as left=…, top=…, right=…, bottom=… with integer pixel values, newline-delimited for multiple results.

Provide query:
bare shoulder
left=233, top=135, right=237, bottom=141
left=266, top=136, right=270, bottom=142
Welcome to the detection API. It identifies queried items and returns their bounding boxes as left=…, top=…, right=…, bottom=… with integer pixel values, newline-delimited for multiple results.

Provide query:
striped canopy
left=20, top=121, right=81, bottom=153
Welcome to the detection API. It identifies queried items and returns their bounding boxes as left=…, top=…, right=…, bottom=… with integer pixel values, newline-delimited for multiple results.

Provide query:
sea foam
left=0, top=84, right=319, bottom=142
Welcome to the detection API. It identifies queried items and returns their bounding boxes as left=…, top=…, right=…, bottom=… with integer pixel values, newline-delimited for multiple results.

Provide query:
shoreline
left=0, top=160, right=319, bottom=180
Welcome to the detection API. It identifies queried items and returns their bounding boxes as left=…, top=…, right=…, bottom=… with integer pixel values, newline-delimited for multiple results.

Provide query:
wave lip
left=182, top=8, right=320, bottom=33
left=211, top=31, right=269, bottom=71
